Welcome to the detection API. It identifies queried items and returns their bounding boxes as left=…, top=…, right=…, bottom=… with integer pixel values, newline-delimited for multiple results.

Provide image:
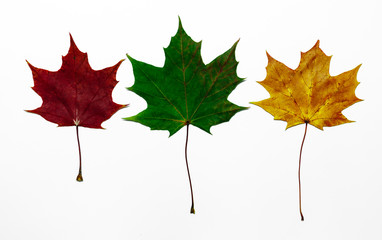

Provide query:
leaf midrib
left=180, top=28, right=189, bottom=121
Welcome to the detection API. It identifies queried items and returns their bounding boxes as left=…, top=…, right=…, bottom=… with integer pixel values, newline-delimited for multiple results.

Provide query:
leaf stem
left=185, top=123, right=195, bottom=214
left=76, top=125, right=83, bottom=182
left=298, top=122, right=308, bottom=221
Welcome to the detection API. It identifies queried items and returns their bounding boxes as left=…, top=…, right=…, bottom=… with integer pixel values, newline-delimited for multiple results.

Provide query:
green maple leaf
left=124, top=18, right=247, bottom=213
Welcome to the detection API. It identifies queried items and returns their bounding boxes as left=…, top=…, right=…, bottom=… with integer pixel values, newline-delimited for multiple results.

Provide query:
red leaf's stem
left=298, top=122, right=308, bottom=221
left=185, top=123, right=195, bottom=214
left=76, top=125, right=83, bottom=182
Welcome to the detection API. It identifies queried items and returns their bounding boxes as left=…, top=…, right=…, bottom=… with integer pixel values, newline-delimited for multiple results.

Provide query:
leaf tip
left=177, top=16, right=184, bottom=29
left=265, top=51, right=273, bottom=61
left=314, top=39, right=320, bottom=47
left=68, top=33, right=80, bottom=53
left=234, top=38, right=240, bottom=46
left=229, top=39, right=240, bottom=53
left=354, top=63, right=362, bottom=72
left=176, top=16, right=186, bottom=35
left=122, top=116, right=135, bottom=122
left=121, top=104, right=129, bottom=109
left=69, top=32, right=75, bottom=45
left=26, top=60, right=35, bottom=69
left=126, top=53, right=135, bottom=63
left=168, top=128, right=179, bottom=137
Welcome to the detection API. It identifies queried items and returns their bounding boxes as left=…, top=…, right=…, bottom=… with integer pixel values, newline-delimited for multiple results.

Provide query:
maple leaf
left=27, top=34, right=127, bottom=181
left=251, top=40, right=362, bottom=221
left=125, top=18, right=247, bottom=213
left=251, top=40, right=361, bottom=130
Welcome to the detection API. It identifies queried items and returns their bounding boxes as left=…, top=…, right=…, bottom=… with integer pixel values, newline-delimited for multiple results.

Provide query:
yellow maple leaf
left=251, top=41, right=362, bottom=221
left=251, top=40, right=362, bottom=130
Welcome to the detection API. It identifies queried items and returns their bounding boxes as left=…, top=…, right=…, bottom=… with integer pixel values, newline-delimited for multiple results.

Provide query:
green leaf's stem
left=76, top=125, right=83, bottom=182
left=185, top=123, right=195, bottom=214
left=298, top=122, right=308, bottom=221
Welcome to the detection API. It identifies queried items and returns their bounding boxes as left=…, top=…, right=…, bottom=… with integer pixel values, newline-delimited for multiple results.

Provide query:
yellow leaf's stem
left=185, top=123, right=195, bottom=214
left=298, top=122, right=308, bottom=221
left=76, top=125, right=83, bottom=182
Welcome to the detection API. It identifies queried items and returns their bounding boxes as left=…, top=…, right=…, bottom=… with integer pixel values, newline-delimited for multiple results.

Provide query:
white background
left=0, top=0, right=381, bottom=239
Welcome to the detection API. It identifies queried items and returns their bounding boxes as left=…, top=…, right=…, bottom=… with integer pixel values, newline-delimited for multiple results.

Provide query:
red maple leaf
left=27, top=34, right=127, bottom=181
